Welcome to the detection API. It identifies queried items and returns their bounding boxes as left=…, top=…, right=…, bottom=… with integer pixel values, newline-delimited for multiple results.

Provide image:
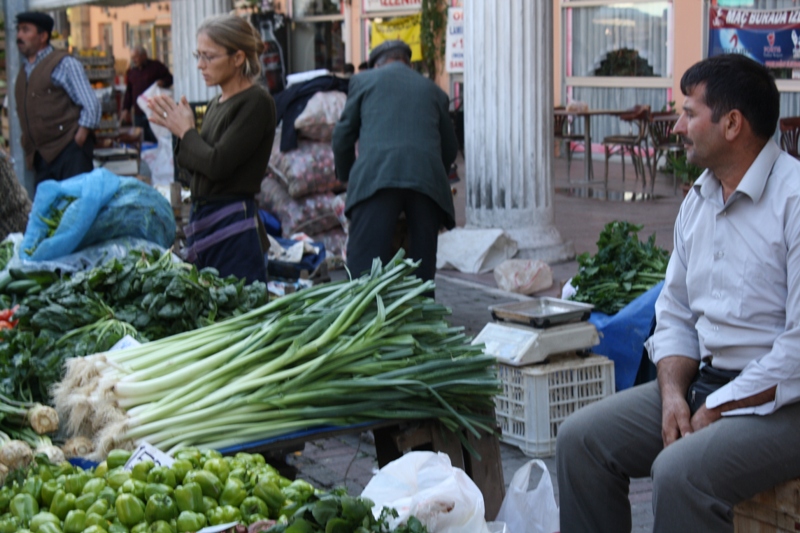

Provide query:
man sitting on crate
left=15, top=12, right=100, bottom=185
left=557, top=53, right=800, bottom=533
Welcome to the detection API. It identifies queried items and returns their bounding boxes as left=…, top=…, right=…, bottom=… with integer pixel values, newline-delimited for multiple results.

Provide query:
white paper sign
left=123, top=441, right=175, bottom=471
left=446, top=8, right=464, bottom=73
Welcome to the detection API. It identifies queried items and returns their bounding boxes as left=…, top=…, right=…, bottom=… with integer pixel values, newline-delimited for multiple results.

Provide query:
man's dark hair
left=680, top=54, right=779, bottom=140
left=358, top=62, right=369, bottom=71
left=373, top=48, right=411, bottom=68
left=343, top=63, right=355, bottom=75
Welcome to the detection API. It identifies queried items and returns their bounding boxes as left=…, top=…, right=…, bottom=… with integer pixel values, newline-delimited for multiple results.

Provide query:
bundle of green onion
left=53, top=254, right=499, bottom=459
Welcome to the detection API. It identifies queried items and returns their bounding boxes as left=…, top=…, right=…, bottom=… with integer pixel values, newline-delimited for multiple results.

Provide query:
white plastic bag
left=136, top=83, right=174, bottom=185
left=495, top=460, right=560, bottom=533
left=493, top=259, right=553, bottom=295
left=436, top=228, right=518, bottom=274
left=361, top=451, right=491, bottom=533
left=294, top=90, right=347, bottom=141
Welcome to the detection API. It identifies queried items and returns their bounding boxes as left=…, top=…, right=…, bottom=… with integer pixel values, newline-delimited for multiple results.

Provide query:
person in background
left=357, top=61, right=369, bottom=72
left=120, top=46, right=173, bottom=143
left=148, top=14, right=275, bottom=285
left=556, top=54, right=800, bottom=532
left=332, top=40, right=457, bottom=285
left=343, top=63, right=355, bottom=77
left=15, top=11, right=100, bottom=186
left=0, top=149, right=31, bottom=241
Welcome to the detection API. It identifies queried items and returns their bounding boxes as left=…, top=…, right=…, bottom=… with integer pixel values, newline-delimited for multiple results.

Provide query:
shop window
left=594, top=49, right=655, bottom=77
left=293, top=0, right=342, bottom=18
left=291, top=20, right=345, bottom=72
left=566, top=2, right=670, bottom=78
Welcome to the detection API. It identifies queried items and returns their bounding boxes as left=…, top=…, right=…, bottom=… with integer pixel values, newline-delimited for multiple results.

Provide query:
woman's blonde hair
left=198, top=14, right=265, bottom=80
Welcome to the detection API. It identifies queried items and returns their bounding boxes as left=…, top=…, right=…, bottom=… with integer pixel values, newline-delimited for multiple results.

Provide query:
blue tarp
left=588, top=281, right=664, bottom=391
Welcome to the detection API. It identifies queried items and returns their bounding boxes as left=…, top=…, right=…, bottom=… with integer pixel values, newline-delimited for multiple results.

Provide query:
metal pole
left=4, top=0, right=34, bottom=197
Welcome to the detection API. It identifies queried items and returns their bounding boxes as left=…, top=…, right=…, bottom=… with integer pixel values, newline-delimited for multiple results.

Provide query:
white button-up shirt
left=645, top=140, right=800, bottom=415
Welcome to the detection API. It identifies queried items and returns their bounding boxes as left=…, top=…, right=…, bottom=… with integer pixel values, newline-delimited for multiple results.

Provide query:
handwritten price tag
left=123, top=441, right=175, bottom=471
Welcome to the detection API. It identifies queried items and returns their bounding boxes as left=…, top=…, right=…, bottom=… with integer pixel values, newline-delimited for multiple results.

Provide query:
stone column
left=464, top=0, right=573, bottom=262
left=171, top=0, right=233, bottom=103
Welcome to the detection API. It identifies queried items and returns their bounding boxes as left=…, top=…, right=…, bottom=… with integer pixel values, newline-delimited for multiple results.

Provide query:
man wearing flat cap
left=333, top=39, right=458, bottom=285
left=15, top=11, right=100, bottom=186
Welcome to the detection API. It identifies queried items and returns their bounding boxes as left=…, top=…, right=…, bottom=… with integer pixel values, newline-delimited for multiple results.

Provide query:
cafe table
left=554, top=108, right=628, bottom=184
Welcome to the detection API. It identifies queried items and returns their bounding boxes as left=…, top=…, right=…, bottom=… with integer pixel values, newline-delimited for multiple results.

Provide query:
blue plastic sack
left=588, top=281, right=664, bottom=391
left=21, top=169, right=121, bottom=261
left=79, top=178, right=175, bottom=250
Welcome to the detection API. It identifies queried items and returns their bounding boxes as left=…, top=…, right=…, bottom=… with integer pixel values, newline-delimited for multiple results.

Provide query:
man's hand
left=120, top=109, right=131, bottom=125
left=74, top=126, right=90, bottom=148
left=657, top=356, right=700, bottom=447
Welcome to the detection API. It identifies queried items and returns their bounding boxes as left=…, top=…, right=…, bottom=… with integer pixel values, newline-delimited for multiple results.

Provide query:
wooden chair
left=649, top=112, right=683, bottom=194
left=779, top=117, right=800, bottom=159
left=602, top=105, right=651, bottom=189
left=555, top=106, right=592, bottom=182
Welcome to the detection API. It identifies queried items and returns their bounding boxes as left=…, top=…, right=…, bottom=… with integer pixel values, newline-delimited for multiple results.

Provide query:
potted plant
left=667, top=152, right=704, bottom=196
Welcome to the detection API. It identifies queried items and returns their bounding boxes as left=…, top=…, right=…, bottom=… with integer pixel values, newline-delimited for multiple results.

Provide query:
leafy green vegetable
left=570, top=221, right=669, bottom=315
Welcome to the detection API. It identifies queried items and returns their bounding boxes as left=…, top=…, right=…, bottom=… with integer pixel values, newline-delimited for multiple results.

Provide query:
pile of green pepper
left=0, top=447, right=428, bottom=533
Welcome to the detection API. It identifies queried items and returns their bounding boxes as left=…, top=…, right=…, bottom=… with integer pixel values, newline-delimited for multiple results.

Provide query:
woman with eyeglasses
left=148, top=14, right=275, bottom=284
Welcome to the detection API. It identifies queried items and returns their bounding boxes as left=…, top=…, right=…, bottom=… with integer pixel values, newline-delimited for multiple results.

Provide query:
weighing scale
left=472, top=297, right=600, bottom=366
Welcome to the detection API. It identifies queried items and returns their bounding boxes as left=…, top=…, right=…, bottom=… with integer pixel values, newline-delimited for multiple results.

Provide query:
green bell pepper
left=254, top=479, right=284, bottom=515
left=144, top=494, right=178, bottom=523
left=29, top=511, right=61, bottom=532
left=206, top=504, right=241, bottom=526
left=146, top=520, right=175, bottom=533
left=10, top=493, right=39, bottom=526
left=115, top=494, right=146, bottom=527
left=85, top=512, right=109, bottom=528
left=75, top=492, right=98, bottom=511
left=239, top=496, right=269, bottom=524
left=183, top=470, right=221, bottom=500
left=202, top=458, right=229, bottom=484
left=35, top=523, right=62, bottom=533
left=49, top=489, right=76, bottom=520
left=147, top=467, right=176, bottom=488
left=0, top=515, right=20, bottom=533
left=21, top=476, right=43, bottom=502
left=219, top=477, right=247, bottom=507
left=130, top=523, right=148, bottom=533
left=98, top=487, right=117, bottom=508
left=53, top=463, right=74, bottom=478
left=107, top=469, right=132, bottom=491
left=0, top=486, right=15, bottom=513
left=93, top=462, right=109, bottom=479
left=108, top=522, right=130, bottom=533
left=173, top=449, right=201, bottom=469
left=40, top=480, right=59, bottom=508
left=82, top=478, right=108, bottom=497
left=144, top=484, right=173, bottom=501
left=121, top=479, right=147, bottom=501
left=174, top=483, right=203, bottom=513
left=282, top=479, right=314, bottom=504
left=83, top=526, right=109, bottom=533
left=65, top=472, right=91, bottom=495
left=201, top=497, right=217, bottom=514
left=169, top=461, right=192, bottom=485
left=131, top=461, right=155, bottom=483
left=86, top=498, right=110, bottom=517
left=200, top=449, right=222, bottom=463
left=62, top=509, right=87, bottom=533
left=176, top=510, right=206, bottom=533
left=107, top=450, right=132, bottom=470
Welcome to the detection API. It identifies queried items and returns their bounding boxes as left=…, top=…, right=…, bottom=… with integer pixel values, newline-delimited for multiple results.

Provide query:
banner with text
left=708, top=6, right=800, bottom=69
left=364, top=0, right=422, bottom=14
left=371, top=14, right=423, bottom=62
left=446, top=7, right=464, bottom=73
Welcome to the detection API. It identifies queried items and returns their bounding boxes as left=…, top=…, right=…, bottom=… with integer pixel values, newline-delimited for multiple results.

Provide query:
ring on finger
left=163, top=111, right=168, bottom=118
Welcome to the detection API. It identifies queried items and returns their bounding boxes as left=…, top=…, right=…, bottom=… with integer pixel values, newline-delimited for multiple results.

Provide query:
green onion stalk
left=53, top=253, right=500, bottom=460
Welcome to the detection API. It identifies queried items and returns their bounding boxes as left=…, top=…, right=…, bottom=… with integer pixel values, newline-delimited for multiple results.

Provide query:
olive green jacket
left=332, top=62, right=458, bottom=228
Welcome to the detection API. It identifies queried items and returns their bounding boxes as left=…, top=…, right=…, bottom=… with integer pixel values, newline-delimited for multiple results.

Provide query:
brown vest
left=15, top=49, right=82, bottom=169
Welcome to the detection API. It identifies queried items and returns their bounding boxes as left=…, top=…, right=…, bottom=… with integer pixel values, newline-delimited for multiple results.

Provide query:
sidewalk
left=288, top=154, right=683, bottom=532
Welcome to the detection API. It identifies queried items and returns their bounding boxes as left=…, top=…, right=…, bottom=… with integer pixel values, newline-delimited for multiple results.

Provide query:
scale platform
left=473, top=298, right=600, bottom=366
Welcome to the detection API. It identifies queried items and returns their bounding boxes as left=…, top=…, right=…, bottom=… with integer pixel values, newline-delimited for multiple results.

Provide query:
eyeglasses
left=192, top=50, right=230, bottom=63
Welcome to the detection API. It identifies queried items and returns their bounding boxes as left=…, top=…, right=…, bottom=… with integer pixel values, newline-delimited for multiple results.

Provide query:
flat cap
left=368, top=39, right=412, bottom=68
left=16, top=12, right=54, bottom=35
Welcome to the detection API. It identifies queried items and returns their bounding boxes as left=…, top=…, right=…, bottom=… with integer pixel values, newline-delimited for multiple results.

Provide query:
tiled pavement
left=285, top=154, right=684, bottom=532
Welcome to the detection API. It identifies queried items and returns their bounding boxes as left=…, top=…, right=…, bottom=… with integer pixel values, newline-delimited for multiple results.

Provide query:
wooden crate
left=734, top=479, right=800, bottom=533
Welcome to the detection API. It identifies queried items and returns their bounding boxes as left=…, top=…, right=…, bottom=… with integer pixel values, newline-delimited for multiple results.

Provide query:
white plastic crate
left=495, top=353, right=615, bottom=457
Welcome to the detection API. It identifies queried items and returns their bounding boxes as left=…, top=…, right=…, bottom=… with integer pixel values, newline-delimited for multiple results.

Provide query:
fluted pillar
left=464, top=0, right=573, bottom=261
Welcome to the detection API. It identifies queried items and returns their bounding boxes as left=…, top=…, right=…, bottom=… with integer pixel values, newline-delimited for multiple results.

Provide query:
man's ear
left=724, top=109, right=745, bottom=141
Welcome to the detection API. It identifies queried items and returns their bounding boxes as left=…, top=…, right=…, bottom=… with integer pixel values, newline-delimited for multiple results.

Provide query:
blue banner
left=708, top=6, right=800, bottom=69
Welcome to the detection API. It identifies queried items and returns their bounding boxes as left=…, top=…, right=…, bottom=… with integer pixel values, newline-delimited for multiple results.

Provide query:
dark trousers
left=346, top=188, right=444, bottom=283
left=34, top=136, right=95, bottom=186
left=133, top=114, right=157, bottom=143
